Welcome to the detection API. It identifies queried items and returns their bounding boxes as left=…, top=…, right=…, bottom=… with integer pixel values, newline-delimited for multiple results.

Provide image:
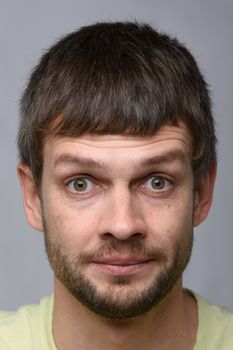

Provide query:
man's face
left=28, top=124, right=200, bottom=319
left=37, top=124, right=196, bottom=319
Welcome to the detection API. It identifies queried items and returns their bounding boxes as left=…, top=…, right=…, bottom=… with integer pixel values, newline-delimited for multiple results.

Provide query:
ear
left=193, top=161, right=217, bottom=227
left=17, top=163, right=43, bottom=232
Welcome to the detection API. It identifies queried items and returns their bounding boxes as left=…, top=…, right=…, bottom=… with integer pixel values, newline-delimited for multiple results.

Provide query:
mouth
left=91, top=257, right=154, bottom=276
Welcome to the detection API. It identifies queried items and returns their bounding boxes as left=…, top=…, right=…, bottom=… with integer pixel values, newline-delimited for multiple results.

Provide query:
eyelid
left=66, top=174, right=95, bottom=184
left=66, top=176, right=100, bottom=194
left=64, top=173, right=175, bottom=197
left=139, top=174, right=173, bottom=192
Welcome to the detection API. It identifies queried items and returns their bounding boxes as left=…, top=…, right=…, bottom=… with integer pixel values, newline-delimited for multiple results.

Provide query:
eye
left=67, top=177, right=95, bottom=193
left=141, top=175, right=172, bottom=192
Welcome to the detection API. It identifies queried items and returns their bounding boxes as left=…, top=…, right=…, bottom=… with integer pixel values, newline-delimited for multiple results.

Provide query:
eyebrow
left=54, top=149, right=186, bottom=170
left=54, top=154, right=105, bottom=169
left=139, top=150, right=186, bottom=167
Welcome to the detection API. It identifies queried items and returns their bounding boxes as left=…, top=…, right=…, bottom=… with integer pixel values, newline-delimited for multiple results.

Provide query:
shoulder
left=0, top=296, right=55, bottom=349
left=195, top=293, right=233, bottom=349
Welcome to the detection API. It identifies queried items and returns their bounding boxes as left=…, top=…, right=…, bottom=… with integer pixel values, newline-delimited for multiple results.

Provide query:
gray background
left=0, top=0, right=232, bottom=311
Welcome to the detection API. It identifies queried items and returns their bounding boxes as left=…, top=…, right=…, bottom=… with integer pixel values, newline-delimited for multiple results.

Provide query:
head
left=18, top=21, right=217, bottom=319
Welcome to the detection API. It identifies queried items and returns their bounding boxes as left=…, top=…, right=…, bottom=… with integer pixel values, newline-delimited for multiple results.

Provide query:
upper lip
left=92, top=257, right=152, bottom=265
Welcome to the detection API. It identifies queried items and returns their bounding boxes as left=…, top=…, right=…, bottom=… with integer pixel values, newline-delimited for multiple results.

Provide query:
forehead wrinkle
left=54, top=154, right=106, bottom=170
left=53, top=148, right=187, bottom=173
left=139, top=149, right=187, bottom=168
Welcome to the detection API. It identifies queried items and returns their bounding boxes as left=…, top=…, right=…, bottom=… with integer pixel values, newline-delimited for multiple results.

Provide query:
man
left=0, top=21, right=232, bottom=349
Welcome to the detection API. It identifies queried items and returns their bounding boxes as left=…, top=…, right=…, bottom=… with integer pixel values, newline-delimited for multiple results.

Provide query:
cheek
left=41, top=191, right=99, bottom=248
left=144, top=193, right=194, bottom=244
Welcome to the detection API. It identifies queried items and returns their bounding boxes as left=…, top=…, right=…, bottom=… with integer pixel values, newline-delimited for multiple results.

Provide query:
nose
left=98, top=185, right=146, bottom=241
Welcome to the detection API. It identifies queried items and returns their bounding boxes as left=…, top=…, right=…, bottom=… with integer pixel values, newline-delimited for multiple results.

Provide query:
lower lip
left=91, top=261, right=153, bottom=276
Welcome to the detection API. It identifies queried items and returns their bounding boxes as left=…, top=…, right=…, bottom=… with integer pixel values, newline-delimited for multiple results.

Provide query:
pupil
left=152, top=177, right=164, bottom=189
left=74, top=179, right=87, bottom=191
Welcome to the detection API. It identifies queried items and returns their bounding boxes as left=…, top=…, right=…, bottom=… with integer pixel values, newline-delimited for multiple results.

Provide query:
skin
left=18, top=123, right=216, bottom=350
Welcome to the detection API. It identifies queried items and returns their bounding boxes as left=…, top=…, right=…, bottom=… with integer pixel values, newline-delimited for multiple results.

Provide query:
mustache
left=78, top=239, right=167, bottom=263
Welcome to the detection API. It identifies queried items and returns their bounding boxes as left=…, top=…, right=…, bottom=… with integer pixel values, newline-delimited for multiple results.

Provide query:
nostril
left=102, top=232, right=115, bottom=240
left=132, top=232, right=143, bottom=239
left=101, top=231, right=144, bottom=240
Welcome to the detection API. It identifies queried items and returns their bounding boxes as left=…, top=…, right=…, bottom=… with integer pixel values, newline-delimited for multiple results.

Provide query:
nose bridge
left=101, top=183, right=145, bottom=240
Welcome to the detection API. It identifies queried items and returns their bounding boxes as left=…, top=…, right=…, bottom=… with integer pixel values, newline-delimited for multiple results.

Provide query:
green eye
left=73, top=179, right=88, bottom=191
left=68, top=178, right=92, bottom=192
left=151, top=176, right=166, bottom=190
left=142, top=175, right=171, bottom=192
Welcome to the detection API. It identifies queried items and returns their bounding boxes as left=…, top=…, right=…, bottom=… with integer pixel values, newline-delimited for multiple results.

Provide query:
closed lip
left=91, top=257, right=153, bottom=266
left=90, top=257, right=155, bottom=276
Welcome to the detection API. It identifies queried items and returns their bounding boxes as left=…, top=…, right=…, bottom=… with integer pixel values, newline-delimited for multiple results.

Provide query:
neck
left=52, top=279, right=198, bottom=350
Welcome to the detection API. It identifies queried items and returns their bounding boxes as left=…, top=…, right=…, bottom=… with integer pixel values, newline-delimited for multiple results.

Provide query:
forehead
left=43, top=124, right=192, bottom=167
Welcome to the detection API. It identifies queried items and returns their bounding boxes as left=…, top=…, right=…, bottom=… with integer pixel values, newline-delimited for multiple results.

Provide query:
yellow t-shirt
left=194, top=293, right=233, bottom=349
left=0, top=292, right=232, bottom=349
left=0, top=296, right=56, bottom=349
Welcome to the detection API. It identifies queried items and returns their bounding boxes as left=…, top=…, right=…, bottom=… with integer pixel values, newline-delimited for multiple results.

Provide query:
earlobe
left=17, top=163, right=43, bottom=232
left=193, top=161, right=217, bottom=227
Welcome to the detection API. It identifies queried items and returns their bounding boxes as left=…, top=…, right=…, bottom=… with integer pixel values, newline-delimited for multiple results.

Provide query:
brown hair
left=18, top=21, right=216, bottom=187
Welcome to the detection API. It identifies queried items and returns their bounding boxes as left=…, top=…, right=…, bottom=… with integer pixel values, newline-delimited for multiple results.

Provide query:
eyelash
left=65, top=174, right=173, bottom=197
left=66, top=176, right=99, bottom=194
left=139, top=175, right=172, bottom=193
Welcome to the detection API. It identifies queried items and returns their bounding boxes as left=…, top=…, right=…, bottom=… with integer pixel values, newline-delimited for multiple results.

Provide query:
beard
left=43, top=217, right=193, bottom=320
